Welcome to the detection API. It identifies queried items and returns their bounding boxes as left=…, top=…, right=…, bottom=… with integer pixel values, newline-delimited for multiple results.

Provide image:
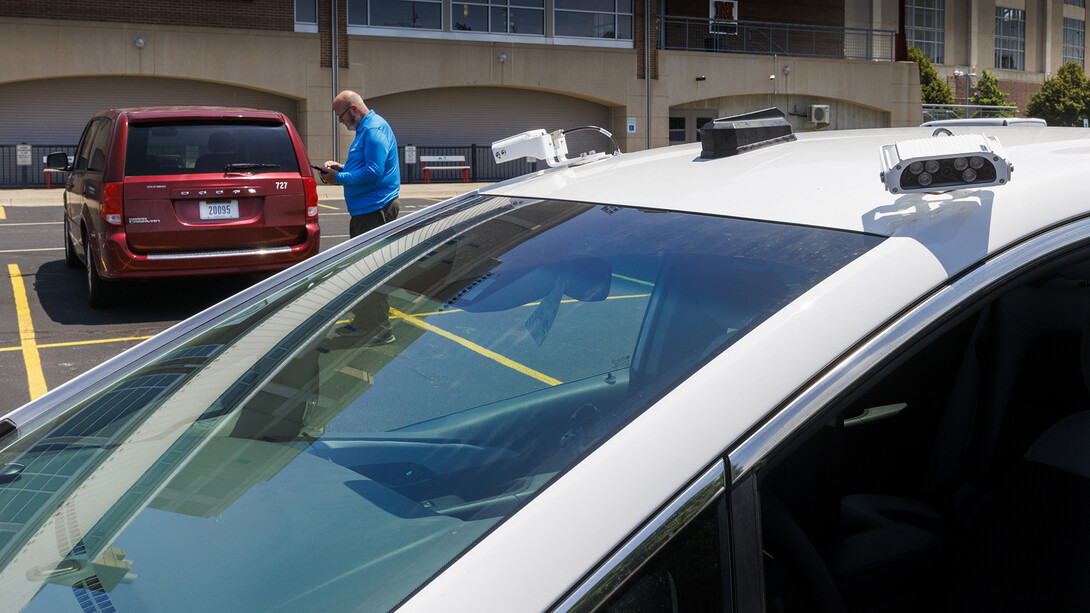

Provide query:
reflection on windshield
left=0, top=196, right=879, bottom=612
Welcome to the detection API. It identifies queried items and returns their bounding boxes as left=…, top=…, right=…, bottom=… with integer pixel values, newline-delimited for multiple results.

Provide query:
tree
left=969, top=70, right=1014, bottom=117
left=909, top=47, right=954, bottom=105
left=1027, top=61, right=1090, bottom=126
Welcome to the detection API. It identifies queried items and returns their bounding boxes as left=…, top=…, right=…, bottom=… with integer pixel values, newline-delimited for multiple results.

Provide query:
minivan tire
left=85, top=240, right=110, bottom=309
left=63, top=215, right=80, bottom=269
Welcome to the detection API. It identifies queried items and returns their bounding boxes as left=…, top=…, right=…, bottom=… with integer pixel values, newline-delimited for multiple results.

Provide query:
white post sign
left=404, top=145, right=417, bottom=164
left=16, top=144, right=32, bottom=166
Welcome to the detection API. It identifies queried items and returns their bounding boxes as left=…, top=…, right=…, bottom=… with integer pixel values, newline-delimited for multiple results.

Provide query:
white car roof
left=482, top=126, right=1090, bottom=245
left=407, top=125, right=1090, bottom=611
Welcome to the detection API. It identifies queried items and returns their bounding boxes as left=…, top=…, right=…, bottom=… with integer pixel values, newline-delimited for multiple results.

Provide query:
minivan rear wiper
left=224, top=163, right=281, bottom=173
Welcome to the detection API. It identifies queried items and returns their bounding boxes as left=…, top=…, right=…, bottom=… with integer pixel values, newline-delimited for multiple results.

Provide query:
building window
left=906, top=0, right=945, bottom=64
left=347, top=0, right=442, bottom=30
left=295, top=0, right=318, bottom=33
left=995, top=7, right=1025, bottom=71
left=1065, top=0, right=1086, bottom=8
left=451, top=1, right=545, bottom=35
left=1064, top=18, right=1085, bottom=67
left=554, top=0, right=633, bottom=40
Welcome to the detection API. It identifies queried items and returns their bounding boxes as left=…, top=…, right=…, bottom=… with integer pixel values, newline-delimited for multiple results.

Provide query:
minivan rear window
left=125, top=122, right=301, bottom=176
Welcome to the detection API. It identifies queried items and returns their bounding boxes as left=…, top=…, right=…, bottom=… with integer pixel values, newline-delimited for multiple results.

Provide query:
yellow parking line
left=318, top=203, right=339, bottom=210
left=8, top=264, right=47, bottom=400
left=390, top=307, right=562, bottom=386
left=0, top=335, right=154, bottom=354
left=0, top=206, right=6, bottom=220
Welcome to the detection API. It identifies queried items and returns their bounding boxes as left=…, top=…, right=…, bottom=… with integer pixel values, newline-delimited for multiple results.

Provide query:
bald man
left=320, top=90, right=401, bottom=237
left=319, top=91, right=401, bottom=346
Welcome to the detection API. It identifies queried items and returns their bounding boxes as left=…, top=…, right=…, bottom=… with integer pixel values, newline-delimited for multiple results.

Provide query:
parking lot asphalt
left=0, top=182, right=491, bottom=416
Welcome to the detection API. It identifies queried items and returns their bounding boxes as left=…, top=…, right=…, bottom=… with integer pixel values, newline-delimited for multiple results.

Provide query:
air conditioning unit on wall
left=808, top=105, right=831, bottom=124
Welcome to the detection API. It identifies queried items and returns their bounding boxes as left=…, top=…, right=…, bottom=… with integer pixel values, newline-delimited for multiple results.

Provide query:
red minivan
left=48, top=106, right=321, bottom=307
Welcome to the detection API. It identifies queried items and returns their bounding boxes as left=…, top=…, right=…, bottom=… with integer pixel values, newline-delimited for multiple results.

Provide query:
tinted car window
left=1, top=196, right=877, bottom=612
left=72, top=120, right=99, bottom=172
left=124, top=122, right=301, bottom=176
left=600, top=502, right=726, bottom=612
left=86, top=118, right=112, bottom=173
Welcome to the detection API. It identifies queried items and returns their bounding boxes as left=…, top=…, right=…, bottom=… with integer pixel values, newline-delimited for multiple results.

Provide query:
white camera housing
left=880, top=133, right=1013, bottom=194
left=492, top=129, right=569, bottom=167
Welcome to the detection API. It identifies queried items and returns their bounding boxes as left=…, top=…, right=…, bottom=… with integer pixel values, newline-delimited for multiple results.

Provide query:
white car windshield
left=0, top=195, right=879, bottom=612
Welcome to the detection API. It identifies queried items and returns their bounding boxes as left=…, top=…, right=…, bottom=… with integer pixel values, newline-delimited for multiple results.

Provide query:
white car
left=1, top=110, right=1088, bottom=612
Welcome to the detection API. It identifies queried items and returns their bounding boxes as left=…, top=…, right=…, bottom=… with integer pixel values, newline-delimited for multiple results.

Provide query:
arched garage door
left=0, top=76, right=299, bottom=186
left=368, top=87, right=611, bottom=182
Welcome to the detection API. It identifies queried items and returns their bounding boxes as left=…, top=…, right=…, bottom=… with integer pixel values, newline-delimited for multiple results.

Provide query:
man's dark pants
left=347, top=198, right=400, bottom=337
left=349, top=198, right=400, bottom=238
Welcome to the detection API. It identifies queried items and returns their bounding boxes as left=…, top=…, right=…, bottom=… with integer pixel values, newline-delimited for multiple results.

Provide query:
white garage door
left=369, top=87, right=612, bottom=182
left=0, top=76, right=300, bottom=146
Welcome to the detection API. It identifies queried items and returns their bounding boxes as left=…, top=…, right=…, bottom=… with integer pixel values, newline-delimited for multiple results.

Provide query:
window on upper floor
left=1065, top=0, right=1086, bottom=8
left=451, top=0, right=545, bottom=35
left=1064, top=18, right=1085, bottom=68
left=348, top=0, right=443, bottom=30
left=554, top=0, right=633, bottom=40
left=906, top=0, right=945, bottom=64
left=995, top=7, right=1025, bottom=71
left=295, top=0, right=318, bottom=33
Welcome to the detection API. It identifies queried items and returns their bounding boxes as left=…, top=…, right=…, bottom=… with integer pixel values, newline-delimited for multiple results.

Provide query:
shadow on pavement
left=33, top=259, right=261, bottom=326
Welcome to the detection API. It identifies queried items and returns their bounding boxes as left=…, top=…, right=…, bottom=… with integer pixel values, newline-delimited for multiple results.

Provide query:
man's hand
left=319, top=161, right=343, bottom=185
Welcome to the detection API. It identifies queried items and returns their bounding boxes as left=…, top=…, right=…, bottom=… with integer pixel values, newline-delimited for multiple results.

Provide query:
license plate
left=199, top=199, right=239, bottom=220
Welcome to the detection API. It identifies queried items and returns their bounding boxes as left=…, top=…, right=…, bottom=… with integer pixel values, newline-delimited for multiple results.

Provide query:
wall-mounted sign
left=710, top=0, right=739, bottom=35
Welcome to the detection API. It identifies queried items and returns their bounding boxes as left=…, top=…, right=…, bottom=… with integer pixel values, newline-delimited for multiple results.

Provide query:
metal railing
left=922, top=104, right=1021, bottom=122
left=0, top=144, right=533, bottom=188
left=399, top=144, right=538, bottom=184
left=0, top=145, right=76, bottom=188
left=658, top=16, right=895, bottom=61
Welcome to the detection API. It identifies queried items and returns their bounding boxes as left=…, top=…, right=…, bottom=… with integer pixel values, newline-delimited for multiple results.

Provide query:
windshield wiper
left=224, top=163, right=281, bottom=173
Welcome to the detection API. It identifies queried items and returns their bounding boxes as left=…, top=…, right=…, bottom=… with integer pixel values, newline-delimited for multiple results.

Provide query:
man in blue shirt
left=319, top=90, right=401, bottom=238
left=318, top=91, right=401, bottom=346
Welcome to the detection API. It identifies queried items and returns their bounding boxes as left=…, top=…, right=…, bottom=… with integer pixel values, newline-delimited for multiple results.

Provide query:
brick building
left=0, top=1, right=1083, bottom=186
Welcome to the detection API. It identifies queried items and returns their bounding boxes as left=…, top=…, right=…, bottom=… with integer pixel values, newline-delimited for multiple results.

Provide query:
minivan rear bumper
left=94, top=223, right=320, bottom=279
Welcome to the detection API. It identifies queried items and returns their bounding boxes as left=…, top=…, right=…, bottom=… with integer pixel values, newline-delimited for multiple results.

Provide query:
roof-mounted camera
left=492, top=126, right=620, bottom=168
left=880, top=133, right=1013, bottom=194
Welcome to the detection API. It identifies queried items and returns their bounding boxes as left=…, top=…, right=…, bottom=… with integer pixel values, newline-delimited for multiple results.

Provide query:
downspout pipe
left=332, top=0, right=340, bottom=158
left=645, top=0, right=651, bottom=150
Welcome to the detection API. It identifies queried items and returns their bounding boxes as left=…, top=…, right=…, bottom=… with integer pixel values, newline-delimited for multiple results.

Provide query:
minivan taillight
left=101, top=182, right=123, bottom=226
left=100, top=181, right=123, bottom=224
left=304, top=176, right=319, bottom=219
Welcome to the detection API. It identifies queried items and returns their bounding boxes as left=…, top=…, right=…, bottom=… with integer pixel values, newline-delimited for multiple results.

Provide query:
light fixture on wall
left=133, top=36, right=147, bottom=49
left=497, top=52, right=507, bottom=63
left=695, top=75, right=706, bottom=81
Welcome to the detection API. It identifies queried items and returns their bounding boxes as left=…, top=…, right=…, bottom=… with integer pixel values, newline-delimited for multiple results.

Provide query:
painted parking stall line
left=8, top=264, right=47, bottom=400
left=391, top=307, right=563, bottom=387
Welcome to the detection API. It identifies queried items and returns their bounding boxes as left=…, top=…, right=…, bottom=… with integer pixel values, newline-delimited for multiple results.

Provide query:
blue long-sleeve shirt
left=336, top=110, right=400, bottom=215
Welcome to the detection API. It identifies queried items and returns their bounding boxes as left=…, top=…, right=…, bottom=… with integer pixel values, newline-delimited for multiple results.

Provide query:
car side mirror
left=46, top=151, right=71, bottom=171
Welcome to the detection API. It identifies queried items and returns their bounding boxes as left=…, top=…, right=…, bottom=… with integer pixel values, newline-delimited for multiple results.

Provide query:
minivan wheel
left=85, top=244, right=110, bottom=309
left=63, top=215, right=80, bottom=269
